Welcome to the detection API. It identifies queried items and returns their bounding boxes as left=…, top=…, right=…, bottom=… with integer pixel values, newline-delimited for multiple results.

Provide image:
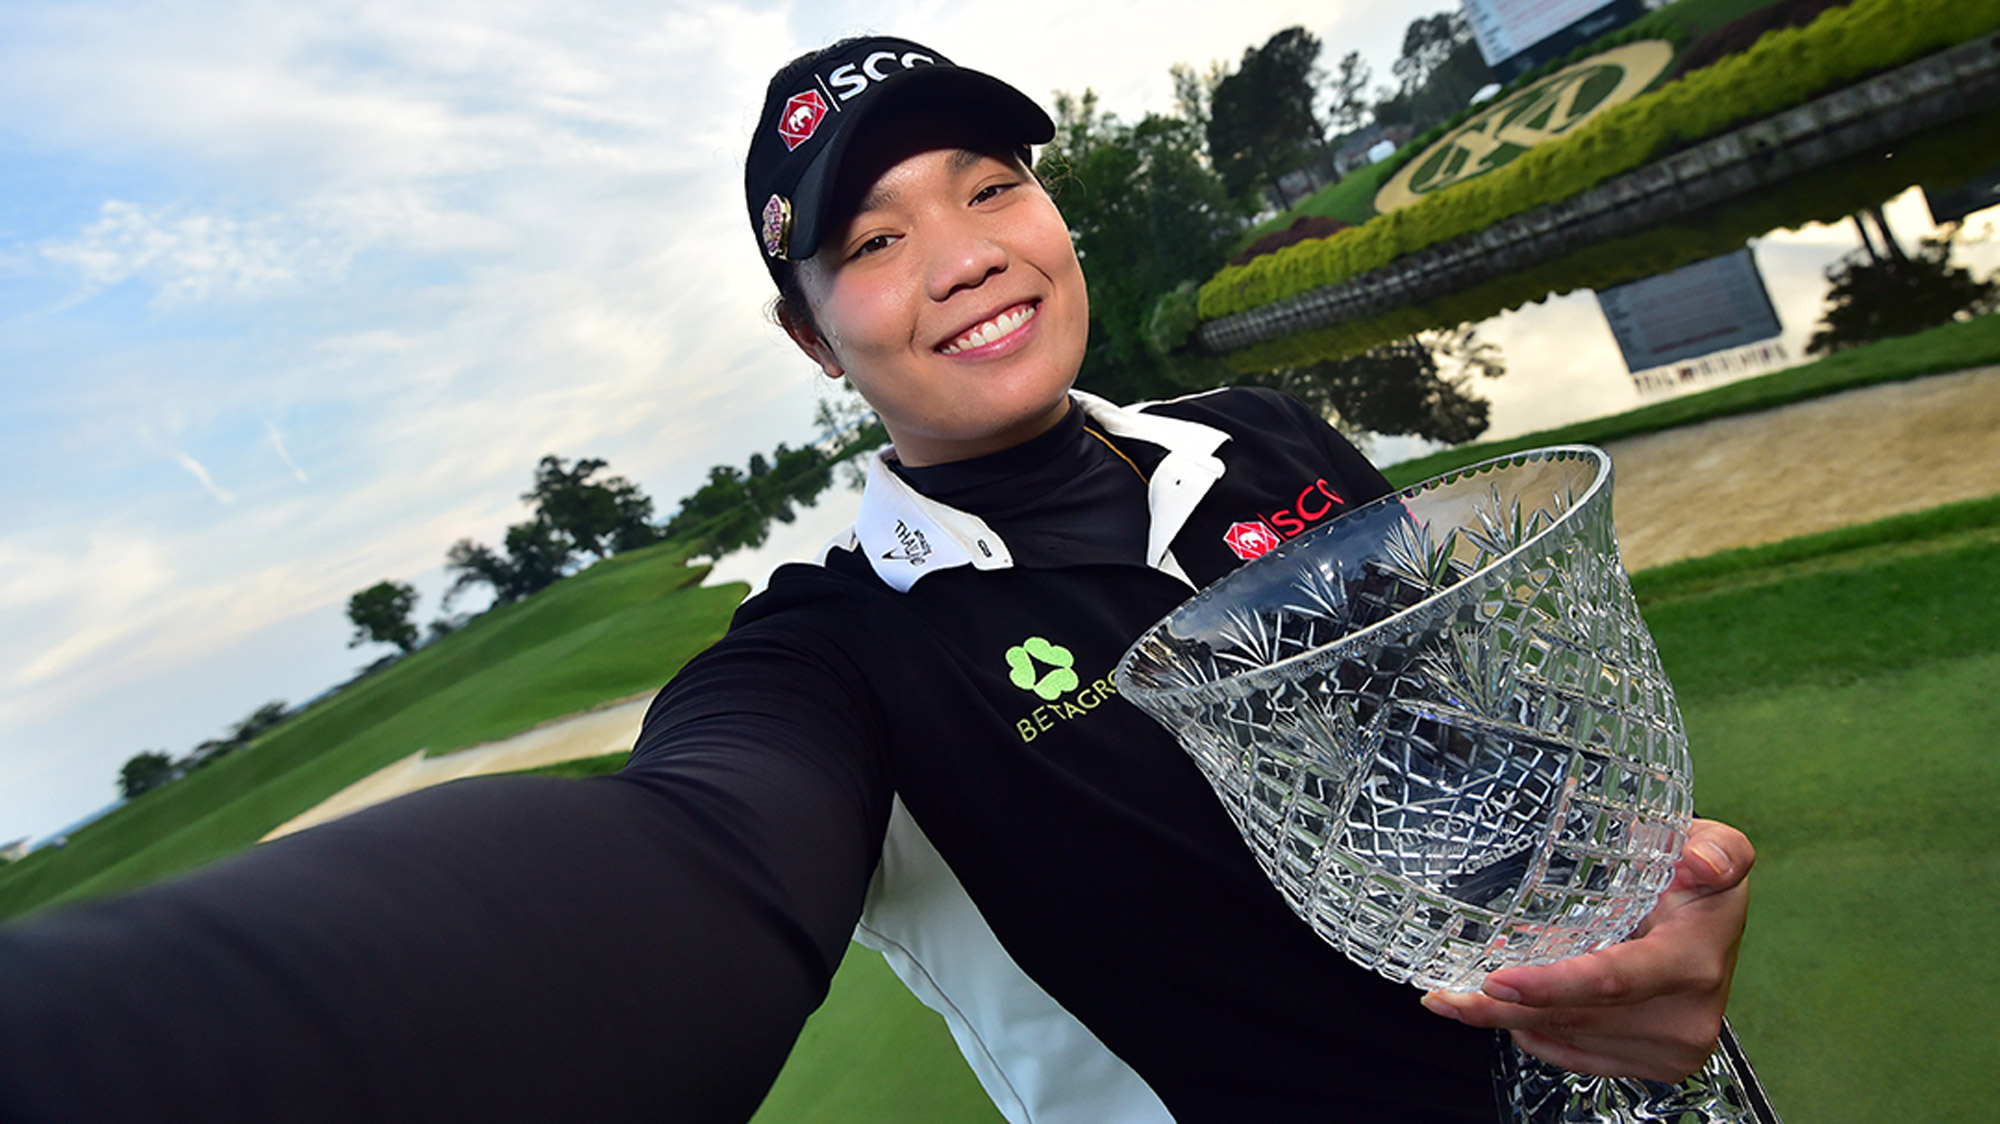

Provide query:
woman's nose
left=926, top=227, right=1008, bottom=301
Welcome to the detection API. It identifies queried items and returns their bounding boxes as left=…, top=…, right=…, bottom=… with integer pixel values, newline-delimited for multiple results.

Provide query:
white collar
left=845, top=392, right=1231, bottom=592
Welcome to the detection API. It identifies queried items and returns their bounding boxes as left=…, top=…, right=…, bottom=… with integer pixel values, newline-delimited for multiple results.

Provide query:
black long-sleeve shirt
left=0, top=389, right=1495, bottom=1122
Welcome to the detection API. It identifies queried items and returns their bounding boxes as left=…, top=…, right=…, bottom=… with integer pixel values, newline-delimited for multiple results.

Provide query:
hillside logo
left=1375, top=40, right=1674, bottom=213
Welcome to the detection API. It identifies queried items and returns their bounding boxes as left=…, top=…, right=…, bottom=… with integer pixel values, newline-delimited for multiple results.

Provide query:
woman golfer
left=0, top=36, right=1753, bottom=1123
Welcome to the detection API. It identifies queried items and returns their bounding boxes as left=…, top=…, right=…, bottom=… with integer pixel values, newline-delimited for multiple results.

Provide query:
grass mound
left=0, top=542, right=745, bottom=920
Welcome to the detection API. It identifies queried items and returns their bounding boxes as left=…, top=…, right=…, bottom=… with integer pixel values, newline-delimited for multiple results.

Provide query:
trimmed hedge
left=1198, top=0, right=2000, bottom=323
left=1213, top=106, right=2000, bottom=370
left=1223, top=0, right=1734, bottom=251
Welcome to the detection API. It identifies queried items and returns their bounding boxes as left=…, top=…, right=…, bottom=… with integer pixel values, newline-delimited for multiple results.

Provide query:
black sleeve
left=0, top=619, right=892, bottom=1124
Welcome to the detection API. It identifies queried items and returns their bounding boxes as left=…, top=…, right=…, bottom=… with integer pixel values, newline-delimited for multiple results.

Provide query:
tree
left=501, top=518, right=571, bottom=597
left=118, top=751, right=181, bottom=800
left=1041, top=88, right=1250, bottom=400
left=443, top=454, right=662, bottom=610
left=1806, top=224, right=1999, bottom=355
left=444, top=538, right=517, bottom=607
left=661, top=465, right=770, bottom=557
left=1325, top=50, right=1374, bottom=136
left=1383, top=11, right=1493, bottom=132
left=1206, top=27, right=1327, bottom=208
left=231, top=700, right=290, bottom=744
left=523, top=455, right=658, bottom=561
left=657, top=437, right=842, bottom=560
left=1168, top=60, right=1225, bottom=133
left=346, top=580, right=419, bottom=654
left=1239, top=327, right=1504, bottom=445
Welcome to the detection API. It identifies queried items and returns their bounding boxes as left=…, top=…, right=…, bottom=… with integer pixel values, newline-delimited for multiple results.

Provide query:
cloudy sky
left=0, top=0, right=1984, bottom=846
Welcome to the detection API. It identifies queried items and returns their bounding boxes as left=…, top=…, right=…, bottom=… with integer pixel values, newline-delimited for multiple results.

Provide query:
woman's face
left=787, top=113, right=1089, bottom=467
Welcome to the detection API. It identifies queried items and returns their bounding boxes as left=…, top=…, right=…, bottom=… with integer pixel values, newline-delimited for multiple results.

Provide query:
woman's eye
left=972, top=181, right=1017, bottom=205
left=849, top=234, right=896, bottom=259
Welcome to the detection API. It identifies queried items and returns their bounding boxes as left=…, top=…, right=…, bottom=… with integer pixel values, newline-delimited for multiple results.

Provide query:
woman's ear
left=778, top=301, right=844, bottom=380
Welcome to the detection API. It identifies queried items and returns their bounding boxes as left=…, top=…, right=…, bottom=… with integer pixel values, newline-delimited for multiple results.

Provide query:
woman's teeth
left=940, top=304, right=1036, bottom=355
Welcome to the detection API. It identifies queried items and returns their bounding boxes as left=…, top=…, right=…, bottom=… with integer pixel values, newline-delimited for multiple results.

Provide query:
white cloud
left=264, top=420, right=311, bottom=483
left=42, top=200, right=349, bottom=302
left=170, top=449, right=236, bottom=503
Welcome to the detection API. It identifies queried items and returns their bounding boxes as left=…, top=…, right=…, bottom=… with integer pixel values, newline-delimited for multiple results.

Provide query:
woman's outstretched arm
left=0, top=624, right=891, bottom=1123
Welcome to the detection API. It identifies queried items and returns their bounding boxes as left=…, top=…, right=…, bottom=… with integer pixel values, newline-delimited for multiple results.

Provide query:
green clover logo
left=1006, top=636, right=1079, bottom=701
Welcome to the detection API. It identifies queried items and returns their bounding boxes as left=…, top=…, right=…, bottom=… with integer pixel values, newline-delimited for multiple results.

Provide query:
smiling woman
left=0, top=33, right=1757, bottom=1124
left=780, top=113, right=1088, bottom=466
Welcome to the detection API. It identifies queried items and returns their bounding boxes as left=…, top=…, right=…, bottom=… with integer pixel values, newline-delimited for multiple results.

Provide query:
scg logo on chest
left=1224, top=478, right=1350, bottom=560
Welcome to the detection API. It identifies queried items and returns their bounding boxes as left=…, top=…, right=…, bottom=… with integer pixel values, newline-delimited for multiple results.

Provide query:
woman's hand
left=1420, top=818, right=1754, bottom=1082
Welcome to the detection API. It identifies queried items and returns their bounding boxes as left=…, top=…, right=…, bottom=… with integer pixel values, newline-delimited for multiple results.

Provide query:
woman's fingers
left=1418, top=818, right=1755, bottom=1082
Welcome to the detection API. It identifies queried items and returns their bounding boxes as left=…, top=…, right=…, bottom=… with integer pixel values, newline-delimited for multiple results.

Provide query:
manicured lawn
left=1646, top=532, right=2000, bottom=1122
left=752, top=951, right=1005, bottom=1124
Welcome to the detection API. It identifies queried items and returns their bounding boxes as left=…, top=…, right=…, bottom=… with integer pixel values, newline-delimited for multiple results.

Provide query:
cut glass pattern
left=1496, top=1020, right=1780, bottom=1123
left=1115, top=447, right=1695, bottom=992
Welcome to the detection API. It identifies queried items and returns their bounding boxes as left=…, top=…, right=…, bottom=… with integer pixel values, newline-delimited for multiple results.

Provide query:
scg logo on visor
left=824, top=50, right=937, bottom=102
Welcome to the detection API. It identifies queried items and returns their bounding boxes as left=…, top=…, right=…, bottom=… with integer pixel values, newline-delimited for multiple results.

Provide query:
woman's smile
left=938, top=301, right=1039, bottom=357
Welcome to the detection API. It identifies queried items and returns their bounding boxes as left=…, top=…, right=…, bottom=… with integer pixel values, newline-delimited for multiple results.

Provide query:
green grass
left=1383, top=315, right=2000, bottom=486
left=1631, top=491, right=2000, bottom=605
left=745, top=493, right=2000, bottom=1124
left=1232, top=159, right=1402, bottom=249
left=752, top=950, right=1006, bottom=1124
left=0, top=541, right=746, bottom=920
left=1653, top=591, right=2000, bottom=1120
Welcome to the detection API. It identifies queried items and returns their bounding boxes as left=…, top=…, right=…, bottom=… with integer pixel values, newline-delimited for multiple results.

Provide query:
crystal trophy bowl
left=1115, top=446, right=1693, bottom=992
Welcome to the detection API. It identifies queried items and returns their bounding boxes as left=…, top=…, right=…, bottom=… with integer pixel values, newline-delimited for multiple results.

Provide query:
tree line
left=116, top=434, right=865, bottom=805
left=118, top=700, right=291, bottom=800
left=1040, top=13, right=1506, bottom=444
left=343, top=428, right=866, bottom=659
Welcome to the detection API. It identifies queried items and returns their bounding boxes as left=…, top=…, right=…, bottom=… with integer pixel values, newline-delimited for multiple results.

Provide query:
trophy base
left=1494, top=1019, right=1781, bottom=1123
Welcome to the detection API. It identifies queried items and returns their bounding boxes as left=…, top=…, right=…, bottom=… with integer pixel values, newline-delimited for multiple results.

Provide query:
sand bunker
left=263, top=693, right=656, bottom=841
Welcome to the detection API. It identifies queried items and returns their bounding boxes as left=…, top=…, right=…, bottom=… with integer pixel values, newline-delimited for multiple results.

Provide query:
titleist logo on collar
left=883, top=519, right=933, bottom=566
